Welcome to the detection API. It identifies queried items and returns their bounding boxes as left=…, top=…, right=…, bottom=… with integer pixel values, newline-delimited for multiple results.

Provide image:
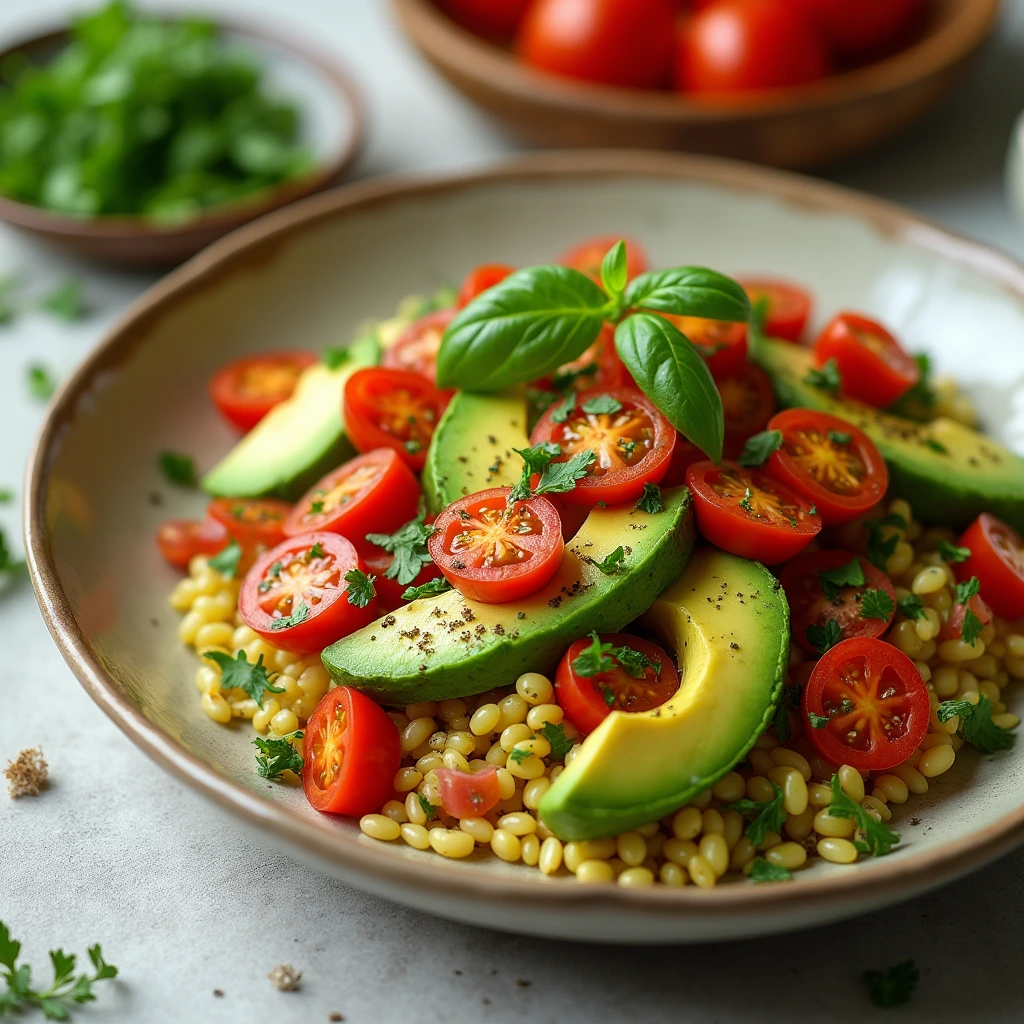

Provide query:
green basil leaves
left=624, top=267, right=750, bottom=322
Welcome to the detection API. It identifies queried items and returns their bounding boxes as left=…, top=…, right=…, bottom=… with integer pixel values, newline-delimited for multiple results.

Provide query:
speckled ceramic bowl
left=25, top=152, right=1024, bottom=943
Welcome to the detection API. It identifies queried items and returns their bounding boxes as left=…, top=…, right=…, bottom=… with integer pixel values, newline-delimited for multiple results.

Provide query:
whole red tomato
left=677, top=0, right=830, bottom=95
left=791, top=0, right=926, bottom=59
left=435, top=0, right=532, bottom=39
left=518, top=0, right=678, bottom=90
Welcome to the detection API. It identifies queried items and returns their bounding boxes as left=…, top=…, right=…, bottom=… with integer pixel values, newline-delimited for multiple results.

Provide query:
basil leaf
left=614, top=312, right=724, bottom=462
left=624, top=267, right=750, bottom=323
left=600, top=240, right=628, bottom=298
left=436, top=266, right=608, bottom=390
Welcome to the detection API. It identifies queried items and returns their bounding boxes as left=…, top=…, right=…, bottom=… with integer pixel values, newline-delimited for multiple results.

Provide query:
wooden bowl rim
left=392, top=0, right=1000, bottom=122
left=0, top=14, right=364, bottom=241
left=25, top=150, right=1024, bottom=922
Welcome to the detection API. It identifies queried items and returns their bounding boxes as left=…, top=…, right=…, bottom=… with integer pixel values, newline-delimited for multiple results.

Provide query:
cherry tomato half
left=660, top=314, right=748, bottom=379
left=535, top=325, right=628, bottom=394
left=156, top=516, right=229, bottom=569
left=456, top=264, right=515, bottom=309
left=812, top=312, right=920, bottom=408
left=302, top=687, right=401, bottom=817
left=382, top=310, right=455, bottom=383
left=239, top=532, right=377, bottom=654
left=557, top=235, right=649, bottom=283
left=427, top=488, right=564, bottom=604
left=283, top=449, right=421, bottom=543
left=209, top=351, right=317, bottom=433
left=686, top=460, right=821, bottom=563
left=792, top=0, right=926, bottom=58
left=765, top=409, right=888, bottom=526
left=436, top=0, right=532, bottom=38
left=720, top=364, right=776, bottom=459
left=530, top=386, right=676, bottom=506
left=802, top=637, right=930, bottom=773
left=343, top=368, right=451, bottom=472
left=956, top=514, right=1024, bottom=620
left=739, top=279, right=813, bottom=343
left=780, top=550, right=896, bottom=656
left=208, top=497, right=293, bottom=551
left=436, top=765, right=503, bottom=818
left=555, top=633, right=679, bottom=736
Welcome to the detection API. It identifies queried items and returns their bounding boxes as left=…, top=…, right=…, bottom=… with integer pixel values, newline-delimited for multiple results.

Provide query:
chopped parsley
left=804, top=358, right=842, bottom=393
left=827, top=429, right=851, bottom=445
left=864, top=960, right=919, bottom=1008
left=402, top=576, right=452, bottom=601
left=828, top=773, right=900, bottom=856
left=308, top=500, right=324, bottom=514
left=738, top=487, right=755, bottom=514
left=898, top=594, right=925, bottom=620
left=864, top=513, right=906, bottom=570
left=269, top=601, right=310, bottom=631
left=40, top=277, right=89, bottom=321
left=550, top=394, right=576, bottom=424
left=570, top=632, right=656, bottom=680
left=580, top=394, right=622, bottom=415
left=737, top=429, right=783, bottom=468
left=508, top=747, right=532, bottom=765
left=727, top=781, right=786, bottom=847
left=635, top=483, right=664, bottom=514
left=308, top=542, right=325, bottom=559
left=253, top=733, right=303, bottom=780
left=158, top=450, right=197, bottom=487
left=937, top=695, right=1016, bottom=754
left=805, top=618, right=842, bottom=655
left=508, top=441, right=562, bottom=502
left=807, top=711, right=830, bottom=729
left=550, top=360, right=598, bottom=393
left=323, top=346, right=350, bottom=369
left=860, top=588, right=895, bottom=621
left=417, top=794, right=439, bottom=819
left=534, top=449, right=597, bottom=497
left=924, top=437, right=949, bottom=455
left=203, top=650, right=283, bottom=706
left=27, top=364, right=57, bottom=401
left=207, top=539, right=242, bottom=579
left=954, top=576, right=983, bottom=645
left=816, top=558, right=865, bottom=601
left=366, top=514, right=435, bottom=585
left=344, top=569, right=376, bottom=608
left=540, top=722, right=574, bottom=760
left=747, top=858, right=792, bottom=883
left=586, top=546, right=626, bottom=575
left=936, top=540, right=971, bottom=563
left=403, top=439, right=422, bottom=455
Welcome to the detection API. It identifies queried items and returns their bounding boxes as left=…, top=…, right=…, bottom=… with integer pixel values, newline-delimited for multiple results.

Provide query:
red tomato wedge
left=956, top=514, right=1024, bottom=620
left=765, top=409, right=888, bottom=526
left=557, top=235, right=649, bottom=282
left=436, top=765, right=503, bottom=818
left=207, top=497, right=293, bottom=551
left=780, top=550, right=896, bottom=656
left=382, top=310, right=455, bottom=383
left=739, top=279, right=812, bottom=342
left=555, top=633, right=679, bottom=736
left=239, top=532, right=377, bottom=654
left=686, top=460, right=821, bottom=563
left=535, top=324, right=628, bottom=393
left=802, top=637, right=930, bottom=773
left=156, top=517, right=229, bottom=569
left=427, top=488, right=564, bottom=604
left=530, top=386, right=676, bottom=506
left=456, top=264, right=515, bottom=308
left=343, top=368, right=451, bottom=472
left=209, top=351, right=317, bottom=432
left=302, top=687, right=401, bottom=817
left=812, top=312, right=920, bottom=408
left=720, top=364, right=776, bottom=459
left=283, top=449, right=421, bottom=542
left=659, top=313, right=748, bottom=379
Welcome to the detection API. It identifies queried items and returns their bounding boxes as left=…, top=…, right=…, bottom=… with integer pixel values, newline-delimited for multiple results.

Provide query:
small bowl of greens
left=0, top=2, right=363, bottom=266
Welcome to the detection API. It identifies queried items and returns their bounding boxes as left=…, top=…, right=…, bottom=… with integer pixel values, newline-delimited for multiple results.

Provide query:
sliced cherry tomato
left=555, top=633, right=679, bottom=736
left=739, top=279, right=813, bottom=343
left=456, top=264, right=515, bottom=309
left=518, top=0, right=677, bottom=89
left=792, top=0, right=926, bottom=58
left=659, top=314, right=747, bottom=379
left=239, top=532, right=377, bottom=654
left=436, top=765, right=503, bottom=818
left=780, top=550, right=896, bottom=656
left=812, top=312, right=920, bottom=408
left=535, top=325, right=627, bottom=394
left=427, top=488, right=564, bottom=604
left=208, top=497, right=292, bottom=551
left=382, top=310, right=455, bottom=383
left=720, top=364, right=776, bottom=459
left=942, top=593, right=993, bottom=644
left=209, top=352, right=317, bottom=432
left=343, top=368, right=451, bottom=473
left=283, top=449, right=421, bottom=542
left=156, top=516, right=229, bottom=569
left=557, top=235, right=649, bottom=283
left=302, top=687, right=401, bottom=817
left=765, top=409, right=888, bottom=526
left=660, top=434, right=704, bottom=487
left=676, top=0, right=830, bottom=95
left=686, top=460, right=821, bottom=563
left=802, top=637, right=930, bottom=773
left=530, top=386, right=676, bottom=506
left=360, top=544, right=443, bottom=612
left=956, top=514, right=1024, bottom=620
left=436, top=0, right=532, bottom=38
left=547, top=494, right=592, bottom=543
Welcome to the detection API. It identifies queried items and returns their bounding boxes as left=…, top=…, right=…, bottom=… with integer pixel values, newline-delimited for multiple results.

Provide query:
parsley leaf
left=580, top=394, right=622, bottom=415
left=158, top=450, right=197, bottom=487
left=402, top=576, right=453, bottom=601
left=805, top=618, right=842, bottom=655
left=534, top=449, right=597, bottom=496
left=864, top=514, right=905, bottom=570
left=418, top=794, right=439, bottom=819
left=635, top=483, right=664, bottom=514
left=27, top=364, right=57, bottom=401
left=748, top=858, right=792, bottom=883
left=40, top=277, right=89, bottom=322
left=860, top=588, right=895, bottom=621
left=804, top=358, right=842, bottom=393
left=738, top=487, right=755, bottom=513
left=540, top=722, right=574, bottom=760
left=323, top=346, right=350, bottom=369
left=253, top=733, right=303, bottom=780
left=570, top=632, right=655, bottom=680
left=864, top=960, right=919, bottom=1008
left=828, top=773, right=900, bottom=856
left=953, top=576, right=983, bottom=645
left=207, top=540, right=242, bottom=579
left=203, top=650, right=283, bottom=706
left=727, top=781, right=786, bottom=847
left=924, top=437, right=949, bottom=455
left=816, top=558, right=865, bottom=601
left=827, top=429, right=851, bottom=445
left=309, top=542, right=324, bottom=559
left=737, top=429, right=783, bottom=467
left=773, top=700, right=791, bottom=744
left=508, top=747, right=533, bottom=765
left=937, top=540, right=971, bottom=563
left=586, top=546, right=626, bottom=575
left=550, top=361, right=599, bottom=393
left=269, top=601, right=309, bottom=631
left=550, top=393, right=576, bottom=424
left=508, top=441, right=562, bottom=503
left=898, top=594, right=925, bottom=620
left=365, top=514, right=435, bottom=585
left=937, top=695, right=1016, bottom=754
left=345, top=569, right=376, bottom=608
left=807, top=711, right=830, bottom=729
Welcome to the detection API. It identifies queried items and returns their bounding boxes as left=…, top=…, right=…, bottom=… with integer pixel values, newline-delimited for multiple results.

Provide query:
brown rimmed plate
left=25, top=151, right=1024, bottom=942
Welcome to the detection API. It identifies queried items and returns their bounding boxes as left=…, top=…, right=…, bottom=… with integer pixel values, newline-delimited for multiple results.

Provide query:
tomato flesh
left=802, top=637, right=930, bottom=773
left=382, top=310, right=455, bottom=383
left=659, top=314, right=747, bottom=379
left=558, top=235, right=648, bottom=282
left=955, top=514, right=1024, bottom=621
left=156, top=516, right=229, bottom=569
left=208, top=497, right=292, bottom=552
left=302, top=687, right=401, bottom=817
left=456, top=264, right=515, bottom=308
left=720, top=364, right=776, bottom=458
left=209, top=352, right=317, bottom=432
left=739, top=279, right=812, bottom=342
left=437, top=765, right=503, bottom=818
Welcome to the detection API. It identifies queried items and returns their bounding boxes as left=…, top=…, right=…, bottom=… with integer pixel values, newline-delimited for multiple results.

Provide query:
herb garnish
left=41, top=278, right=89, bottom=322
left=207, top=539, right=242, bottom=579
left=737, top=429, right=783, bottom=467
left=635, top=483, right=664, bottom=514
left=924, top=437, right=949, bottom=455
left=571, top=632, right=658, bottom=679
left=540, top=722, right=574, bottom=760
left=864, top=960, right=919, bottom=1008
left=827, top=429, right=851, bottom=445
left=805, top=618, right=842, bottom=655
left=727, top=781, right=786, bottom=847
left=747, top=858, right=792, bottom=883
left=269, top=601, right=310, bottom=631
left=344, top=569, right=376, bottom=608
left=27, top=365, right=57, bottom=401
left=508, top=747, right=532, bottom=765
left=508, top=443, right=595, bottom=503
left=937, top=695, right=1016, bottom=754
left=864, top=513, right=906, bottom=570
left=936, top=540, right=971, bottom=563
left=203, top=650, right=283, bottom=706
left=807, top=711, right=830, bottom=729
left=953, top=576, right=983, bottom=646
left=418, top=794, right=439, bottom=819
left=804, top=358, right=842, bottom=393
left=586, top=546, right=626, bottom=575
left=898, top=594, right=925, bottom=620
left=816, top=558, right=864, bottom=601
left=581, top=394, right=622, bottom=415
left=158, top=450, right=197, bottom=487
left=860, top=588, right=895, bottom=621
left=402, top=576, right=453, bottom=601
left=828, top=773, right=900, bottom=856
left=366, top=514, right=435, bottom=586
left=254, top=733, right=303, bottom=780
left=550, top=393, right=576, bottom=424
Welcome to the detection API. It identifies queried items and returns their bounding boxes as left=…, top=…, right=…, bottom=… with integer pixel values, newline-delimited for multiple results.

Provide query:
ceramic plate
left=26, top=152, right=1024, bottom=943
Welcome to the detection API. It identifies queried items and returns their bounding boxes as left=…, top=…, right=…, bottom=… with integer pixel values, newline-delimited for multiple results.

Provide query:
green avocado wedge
left=754, top=337, right=1024, bottom=531
left=539, top=547, right=788, bottom=841
left=321, top=488, right=696, bottom=703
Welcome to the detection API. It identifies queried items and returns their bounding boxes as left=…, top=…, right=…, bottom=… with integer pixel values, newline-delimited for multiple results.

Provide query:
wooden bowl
left=392, top=0, right=998, bottom=169
left=0, top=18, right=363, bottom=267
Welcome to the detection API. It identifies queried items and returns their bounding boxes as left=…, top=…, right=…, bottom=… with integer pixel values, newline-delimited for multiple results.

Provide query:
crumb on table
left=4, top=747, right=47, bottom=798
left=268, top=964, right=302, bottom=991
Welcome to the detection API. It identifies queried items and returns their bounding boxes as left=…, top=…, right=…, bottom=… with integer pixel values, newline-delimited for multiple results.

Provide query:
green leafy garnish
left=586, top=546, right=626, bottom=575
left=157, top=450, right=197, bottom=487
left=727, top=781, right=786, bottom=847
left=418, top=794, right=439, bottom=819
left=600, top=239, right=628, bottom=298
left=816, top=558, right=865, bottom=601
left=323, top=346, right=350, bottom=370
left=635, top=483, right=664, bottom=514
left=0, top=489, right=12, bottom=504
left=864, top=960, right=919, bottom=1008
left=772, top=701, right=791, bottom=744
left=805, top=618, right=842, bottom=655
left=207, top=539, right=242, bottom=579
left=269, top=601, right=309, bottom=632
left=580, top=394, right=622, bottom=415
left=860, top=588, right=895, bottom=621
left=535, top=450, right=597, bottom=497
left=365, top=514, right=435, bottom=586
left=508, top=747, right=532, bottom=765
left=737, top=429, right=783, bottom=467
left=540, top=722, right=574, bottom=760
left=344, top=569, right=376, bottom=609
left=202, top=650, right=283, bottom=706
left=308, top=542, right=324, bottom=559
left=828, top=773, right=900, bottom=856
left=804, top=358, right=842, bottom=393
left=924, top=437, right=949, bottom=455
left=27, top=364, right=56, bottom=401
left=937, top=695, right=1016, bottom=754
left=864, top=513, right=906, bottom=570
left=550, top=362, right=598, bottom=394
left=827, top=429, right=851, bottom=445
left=570, top=632, right=655, bottom=680
left=402, top=576, right=452, bottom=601
left=738, top=487, right=755, bottom=514
left=508, top=442, right=562, bottom=503
left=937, top=540, right=971, bottom=563
left=807, top=711, right=830, bottom=729
left=898, top=594, right=925, bottom=620
left=954, top=576, right=983, bottom=645
left=550, top=393, right=576, bottom=424
left=747, top=858, right=792, bottom=883
left=253, top=733, right=303, bottom=780
left=40, top=278, right=89, bottom=322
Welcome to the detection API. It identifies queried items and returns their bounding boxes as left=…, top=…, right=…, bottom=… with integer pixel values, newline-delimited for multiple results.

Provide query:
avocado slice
left=539, top=547, right=788, bottom=841
left=321, top=487, right=696, bottom=703
left=422, top=390, right=530, bottom=514
left=754, top=337, right=1024, bottom=531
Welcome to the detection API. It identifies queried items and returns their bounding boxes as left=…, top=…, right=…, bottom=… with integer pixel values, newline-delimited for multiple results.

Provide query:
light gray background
left=2, top=1, right=1024, bottom=1021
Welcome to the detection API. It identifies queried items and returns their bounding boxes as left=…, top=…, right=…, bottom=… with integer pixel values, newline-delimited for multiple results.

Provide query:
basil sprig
left=436, top=243, right=749, bottom=462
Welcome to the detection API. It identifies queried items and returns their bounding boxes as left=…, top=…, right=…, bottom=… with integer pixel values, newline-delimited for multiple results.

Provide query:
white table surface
left=3, top=2, right=1024, bottom=1021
